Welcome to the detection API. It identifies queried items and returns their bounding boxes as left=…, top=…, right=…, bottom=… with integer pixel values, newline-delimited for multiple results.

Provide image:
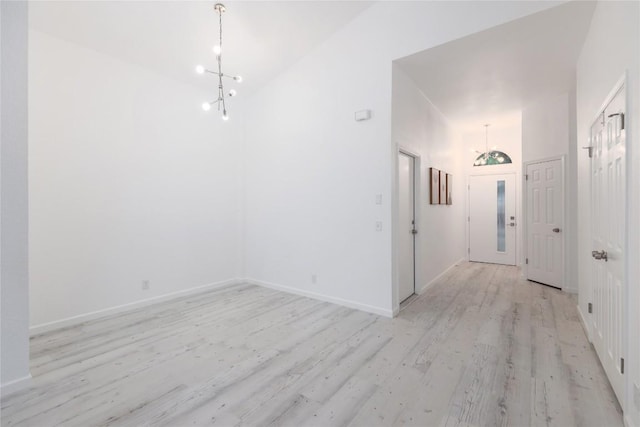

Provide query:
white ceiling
left=395, top=1, right=596, bottom=131
left=29, top=1, right=373, bottom=96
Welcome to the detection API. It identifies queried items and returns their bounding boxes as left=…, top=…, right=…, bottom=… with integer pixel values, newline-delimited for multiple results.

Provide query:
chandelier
left=473, top=124, right=512, bottom=166
left=196, top=3, right=242, bottom=121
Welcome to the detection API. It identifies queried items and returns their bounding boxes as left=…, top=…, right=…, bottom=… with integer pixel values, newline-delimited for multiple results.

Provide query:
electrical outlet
left=311, top=274, right=317, bottom=284
left=142, top=280, right=150, bottom=290
left=375, top=221, right=383, bottom=232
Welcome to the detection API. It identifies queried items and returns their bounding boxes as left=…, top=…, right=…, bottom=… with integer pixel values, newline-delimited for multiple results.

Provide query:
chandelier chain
left=217, top=5, right=225, bottom=113
left=219, top=6, right=223, bottom=55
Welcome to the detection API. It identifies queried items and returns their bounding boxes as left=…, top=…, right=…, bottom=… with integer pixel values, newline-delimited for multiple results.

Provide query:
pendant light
left=472, top=124, right=512, bottom=166
left=196, top=3, right=242, bottom=121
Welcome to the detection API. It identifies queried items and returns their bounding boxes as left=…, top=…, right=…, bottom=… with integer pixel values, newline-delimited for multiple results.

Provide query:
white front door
left=398, top=152, right=416, bottom=302
left=526, top=159, right=564, bottom=288
left=590, top=85, right=626, bottom=406
left=469, top=174, right=516, bottom=265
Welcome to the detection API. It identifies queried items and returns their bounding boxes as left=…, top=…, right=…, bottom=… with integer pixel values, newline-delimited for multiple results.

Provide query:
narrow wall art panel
left=439, top=171, right=447, bottom=204
left=430, top=167, right=439, bottom=205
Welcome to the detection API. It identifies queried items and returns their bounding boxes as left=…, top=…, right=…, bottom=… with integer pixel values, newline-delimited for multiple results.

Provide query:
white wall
left=522, top=93, right=569, bottom=162
left=1, top=1, right=31, bottom=393
left=29, top=31, right=243, bottom=328
left=567, top=82, right=578, bottom=295
left=521, top=92, right=578, bottom=292
left=242, top=1, right=559, bottom=316
left=576, top=1, right=640, bottom=425
left=392, top=65, right=466, bottom=308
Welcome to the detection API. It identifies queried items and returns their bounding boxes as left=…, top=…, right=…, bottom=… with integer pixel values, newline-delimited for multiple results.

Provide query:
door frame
left=522, top=155, right=567, bottom=290
left=467, top=171, right=518, bottom=265
left=392, top=145, right=421, bottom=315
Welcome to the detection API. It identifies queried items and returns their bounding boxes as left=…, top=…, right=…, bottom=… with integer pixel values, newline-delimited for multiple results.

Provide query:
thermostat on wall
left=355, top=109, right=371, bottom=121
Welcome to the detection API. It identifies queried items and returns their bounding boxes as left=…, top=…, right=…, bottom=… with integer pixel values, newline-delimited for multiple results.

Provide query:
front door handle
left=411, top=229, right=418, bottom=235
left=552, top=228, right=561, bottom=233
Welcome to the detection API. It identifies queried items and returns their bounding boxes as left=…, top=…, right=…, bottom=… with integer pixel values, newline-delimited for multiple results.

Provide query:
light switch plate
left=355, top=109, right=371, bottom=121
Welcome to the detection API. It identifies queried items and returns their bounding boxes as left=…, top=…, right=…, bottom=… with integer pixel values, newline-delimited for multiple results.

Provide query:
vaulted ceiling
left=31, top=0, right=595, bottom=130
left=29, top=1, right=373, bottom=96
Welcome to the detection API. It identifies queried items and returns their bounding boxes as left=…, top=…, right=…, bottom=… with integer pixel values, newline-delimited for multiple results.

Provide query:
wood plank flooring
left=1, top=262, right=623, bottom=426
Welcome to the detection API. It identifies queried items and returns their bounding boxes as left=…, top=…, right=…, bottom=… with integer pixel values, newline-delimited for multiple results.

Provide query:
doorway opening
left=398, top=150, right=417, bottom=303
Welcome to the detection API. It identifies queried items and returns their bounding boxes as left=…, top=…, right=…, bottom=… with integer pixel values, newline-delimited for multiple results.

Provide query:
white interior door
left=398, top=152, right=415, bottom=302
left=469, top=174, right=516, bottom=265
left=590, top=85, right=626, bottom=406
left=526, top=159, right=564, bottom=288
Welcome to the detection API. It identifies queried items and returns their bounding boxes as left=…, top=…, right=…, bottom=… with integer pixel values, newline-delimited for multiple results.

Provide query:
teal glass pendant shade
left=473, top=151, right=512, bottom=166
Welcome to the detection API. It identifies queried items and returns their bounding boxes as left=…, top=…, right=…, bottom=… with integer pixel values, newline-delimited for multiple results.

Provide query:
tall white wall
left=522, top=93, right=570, bottom=162
left=522, top=92, right=578, bottom=292
left=576, top=1, right=640, bottom=424
left=1, top=1, right=31, bottom=393
left=243, top=1, right=559, bottom=315
left=29, top=31, right=243, bottom=328
left=392, top=65, right=466, bottom=308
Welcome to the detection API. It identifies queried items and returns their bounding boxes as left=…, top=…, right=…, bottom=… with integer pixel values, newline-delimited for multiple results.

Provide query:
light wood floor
left=1, top=262, right=623, bottom=426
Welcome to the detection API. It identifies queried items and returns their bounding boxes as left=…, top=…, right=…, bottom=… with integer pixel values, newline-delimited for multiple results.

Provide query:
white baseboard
left=1, top=374, right=32, bottom=397
left=577, top=304, right=591, bottom=342
left=245, top=278, right=393, bottom=318
left=417, top=258, right=465, bottom=295
left=30, top=279, right=241, bottom=335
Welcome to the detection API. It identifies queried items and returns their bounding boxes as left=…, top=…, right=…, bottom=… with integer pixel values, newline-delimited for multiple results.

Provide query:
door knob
left=509, top=222, right=516, bottom=227
left=411, top=229, right=418, bottom=235
left=552, top=228, right=561, bottom=233
left=592, top=250, right=608, bottom=262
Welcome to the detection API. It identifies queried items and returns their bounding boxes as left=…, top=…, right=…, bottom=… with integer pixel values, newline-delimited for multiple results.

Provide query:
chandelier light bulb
left=195, top=65, right=205, bottom=74
left=222, top=111, right=229, bottom=121
left=234, top=75, right=243, bottom=83
left=229, top=89, right=237, bottom=97
left=202, top=102, right=211, bottom=111
left=213, top=45, right=222, bottom=56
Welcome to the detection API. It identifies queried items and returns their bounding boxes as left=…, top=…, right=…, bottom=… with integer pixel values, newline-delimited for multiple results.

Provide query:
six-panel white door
left=526, top=159, right=564, bottom=288
left=590, top=85, right=626, bottom=406
left=469, top=174, right=516, bottom=265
